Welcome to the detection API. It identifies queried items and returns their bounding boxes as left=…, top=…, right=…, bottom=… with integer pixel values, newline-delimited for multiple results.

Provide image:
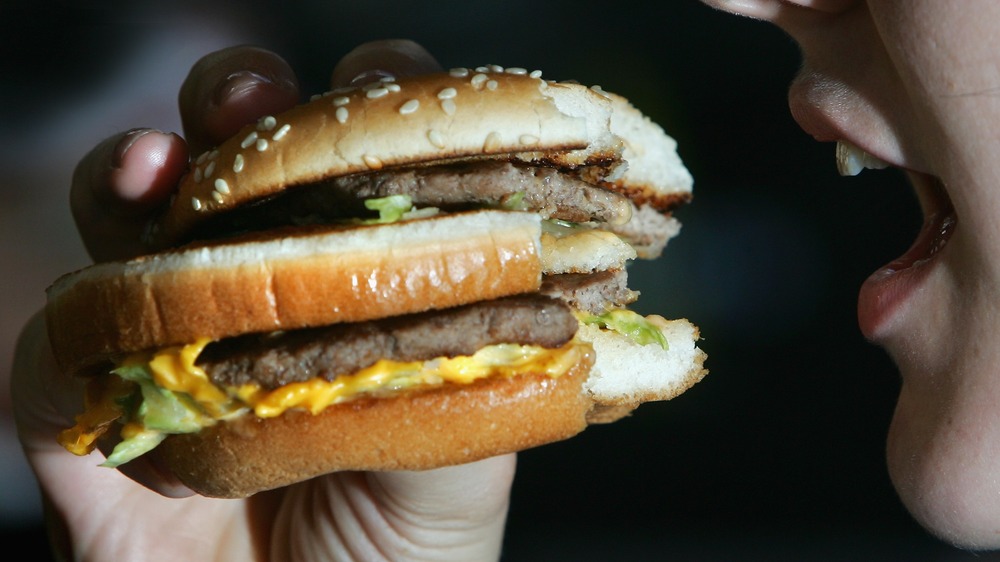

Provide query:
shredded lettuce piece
left=500, top=191, right=530, bottom=212
left=364, top=194, right=415, bottom=223
left=361, top=194, right=441, bottom=224
left=101, top=426, right=166, bottom=468
left=578, top=309, right=669, bottom=350
left=98, top=364, right=217, bottom=467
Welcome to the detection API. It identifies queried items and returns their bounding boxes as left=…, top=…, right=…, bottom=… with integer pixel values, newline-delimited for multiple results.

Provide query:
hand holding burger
left=13, top=41, right=520, bottom=562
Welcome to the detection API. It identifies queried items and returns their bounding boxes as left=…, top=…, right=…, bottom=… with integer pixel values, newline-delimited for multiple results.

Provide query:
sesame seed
left=192, top=197, right=203, bottom=211
left=241, top=132, right=258, bottom=149
left=489, top=64, right=504, bottom=73
left=486, top=80, right=498, bottom=91
left=309, top=93, right=322, bottom=101
left=441, top=99, right=456, bottom=116
left=273, top=124, right=291, bottom=141
left=437, top=87, right=457, bottom=100
left=427, top=129, right=445, bottom=149
left=233, top=154, right=244, bottom=173
left=256, top=138, right=269, bottom=152
left=449, top=68, right=470, bottom=78
left=331, top=86, right=355, bottom=95
left=336, top=106, right=349, bottom=124
left=208, top=149, right=220, bottom=161
left=519, top=134, right=540, bottom=146
left=366, top=87, right=389, bottom=99
left=380, top=76, right=396, bottom=83
left=215, top=178, right=231, bottom=194
left=475, top=66, right=490, bottom=73
left=399, top=99, right=420, bottom=115
left=204, top=161, right=216, bottom=178
left=194, top=167, right=203, bottom=183
left=386, top=83, right=401, bottom=93
left=195, top=151, right=209, bottom=165
left=212, top=190, right=224, bottom=203
left=471, top=73, right=488, bottom=88
left=257, top=116, right=277, bottom=131
left=362, top=154, right=383, bottom=169
left=332, top=96, right=350, bottom=107
left=529, top=70, right=543, bottom=79
left=506, top=67, right=527, bottom=75
left=483, top=131, right=502, bottom=152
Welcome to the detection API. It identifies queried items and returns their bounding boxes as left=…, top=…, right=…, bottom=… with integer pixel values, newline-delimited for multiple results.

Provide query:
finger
left=70, top=129, right=188, bottom=262
left=179, top=45, right=300, bottom=156
left=330, top=39, right=443, bottom=88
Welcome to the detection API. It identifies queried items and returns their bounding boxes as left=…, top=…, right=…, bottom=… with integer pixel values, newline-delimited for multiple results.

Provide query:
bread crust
left=155, top=356, right=594, bottom=499
left=46, top=211, right=542, bottom=376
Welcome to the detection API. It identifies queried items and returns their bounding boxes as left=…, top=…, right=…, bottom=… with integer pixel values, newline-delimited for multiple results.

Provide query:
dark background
left=1, top=1, right=988, bottom=560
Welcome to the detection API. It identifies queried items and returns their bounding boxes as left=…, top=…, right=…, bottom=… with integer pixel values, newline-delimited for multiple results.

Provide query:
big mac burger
left=47, top=65, right=707, bottom=498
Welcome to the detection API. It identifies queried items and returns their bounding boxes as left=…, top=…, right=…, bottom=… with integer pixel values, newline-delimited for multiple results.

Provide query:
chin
left=888, top=376, right=1000, bottom=551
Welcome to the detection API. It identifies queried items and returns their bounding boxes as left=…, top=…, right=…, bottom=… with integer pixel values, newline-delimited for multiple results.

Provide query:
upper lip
left=787, top=79, right=903, bottom=172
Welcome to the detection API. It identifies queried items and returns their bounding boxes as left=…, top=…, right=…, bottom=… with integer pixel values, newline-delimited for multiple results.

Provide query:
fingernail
left=350, top=69, right=396, bottom=87
left=112, top=128, right=157, bottom=169
left=213, top=70, right=277, bottom=106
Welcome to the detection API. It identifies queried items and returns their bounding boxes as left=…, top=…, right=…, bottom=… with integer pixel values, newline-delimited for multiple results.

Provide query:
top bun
left=147, top=65, right=692, bottom=248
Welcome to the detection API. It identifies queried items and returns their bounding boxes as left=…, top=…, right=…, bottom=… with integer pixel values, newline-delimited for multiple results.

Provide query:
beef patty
left=197, top=294, right=578, bottom=389
left=192, top=161, right=633, bottom=240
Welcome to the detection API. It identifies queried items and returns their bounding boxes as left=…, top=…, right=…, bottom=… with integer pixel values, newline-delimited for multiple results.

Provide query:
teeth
left=836, top=140, right=889, bottom=176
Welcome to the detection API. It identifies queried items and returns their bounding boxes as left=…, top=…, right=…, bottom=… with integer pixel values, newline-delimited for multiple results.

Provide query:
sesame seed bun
left=146, top=66, right=693, bottom=248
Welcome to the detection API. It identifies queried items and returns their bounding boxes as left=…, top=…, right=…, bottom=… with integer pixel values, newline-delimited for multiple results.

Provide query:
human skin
left=12, top=40, right=514, bottom=562
left=701, top=0, right=1000, bottom=551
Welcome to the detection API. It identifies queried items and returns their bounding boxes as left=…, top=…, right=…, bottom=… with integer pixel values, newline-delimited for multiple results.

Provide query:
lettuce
left=100, top=364, right=214, bottom=467
left=578, top=309, right=669, bottom=350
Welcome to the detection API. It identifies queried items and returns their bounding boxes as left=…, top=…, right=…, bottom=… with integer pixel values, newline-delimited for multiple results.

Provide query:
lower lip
left=856, top=173, right=955, bottom=340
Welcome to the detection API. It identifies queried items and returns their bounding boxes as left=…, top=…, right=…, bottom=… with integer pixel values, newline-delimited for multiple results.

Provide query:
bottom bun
left=155, top=358, right=595, bottom=499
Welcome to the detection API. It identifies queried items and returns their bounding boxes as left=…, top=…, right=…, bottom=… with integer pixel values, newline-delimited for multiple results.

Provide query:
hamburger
left=48, top=65, right=707, bottom=498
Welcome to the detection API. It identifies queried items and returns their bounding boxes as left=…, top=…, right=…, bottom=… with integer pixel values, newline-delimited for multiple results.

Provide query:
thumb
left=271, top=455, right=516, bottom=562
left=366, top=455, right=516, bottom=560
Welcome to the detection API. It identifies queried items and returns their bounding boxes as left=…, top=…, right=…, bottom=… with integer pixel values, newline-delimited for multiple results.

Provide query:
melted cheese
left=60, top=336, right=588, bottom=458
left=57, top=375, right=134, bottom=455
left=210, top=341, right=583, bottom=418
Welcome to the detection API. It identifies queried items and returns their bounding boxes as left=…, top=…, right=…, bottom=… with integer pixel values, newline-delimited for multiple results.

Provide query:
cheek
left=888, top=370, right=1000, bottom=550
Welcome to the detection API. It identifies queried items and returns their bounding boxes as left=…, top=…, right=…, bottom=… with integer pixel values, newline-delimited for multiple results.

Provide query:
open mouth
left=838, top=141, right=957, bottom=339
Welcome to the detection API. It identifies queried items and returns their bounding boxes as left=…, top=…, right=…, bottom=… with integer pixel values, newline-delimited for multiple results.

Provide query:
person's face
left=701, top=0, right=1000, bottom=550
